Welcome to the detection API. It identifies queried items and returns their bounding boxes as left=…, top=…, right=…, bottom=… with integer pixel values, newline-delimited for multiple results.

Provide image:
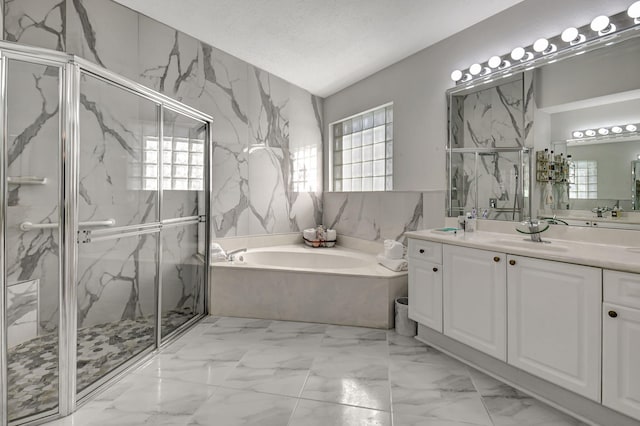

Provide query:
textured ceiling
left=111, top=0, right=524, bottom=97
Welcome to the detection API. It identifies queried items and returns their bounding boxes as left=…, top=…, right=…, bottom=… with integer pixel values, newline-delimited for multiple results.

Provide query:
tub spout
left=226, top=248, right=247, bottom=261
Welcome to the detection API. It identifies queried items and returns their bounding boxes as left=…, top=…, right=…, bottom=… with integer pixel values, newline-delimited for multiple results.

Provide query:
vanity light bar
left=570, top=123, right=639, bottom=141
left=451, top=1, right=640, bottom=85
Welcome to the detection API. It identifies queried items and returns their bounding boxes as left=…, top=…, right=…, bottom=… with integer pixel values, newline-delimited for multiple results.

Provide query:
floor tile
left=221, top=347, right=313, bottom=397
left=289, top=399, right=391, bottom=426
left=38, top=317, right=587, bottom=426
left=187, top=387, right=297, bottom=426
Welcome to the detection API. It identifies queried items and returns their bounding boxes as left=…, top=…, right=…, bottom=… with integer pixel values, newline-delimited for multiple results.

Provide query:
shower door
left=75, top=71, right=162, bottom=398
left=0, top=40, right=213, bottom=426
left=2, top=56, right=65, bottom=423
left=160, top=108, right=207, bottom=341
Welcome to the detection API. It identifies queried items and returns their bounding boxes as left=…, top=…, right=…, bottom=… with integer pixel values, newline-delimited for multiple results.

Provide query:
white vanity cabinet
left=408, top=239, right=443, bottom=332
left=602, top=270, right=640, bottom=420
left=506, top=255, right=602, bottom=401
left=443, top=245, right=507, bottom=361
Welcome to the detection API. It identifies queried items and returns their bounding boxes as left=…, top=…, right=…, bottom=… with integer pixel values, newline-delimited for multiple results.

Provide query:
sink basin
left=626, top=247, right=640, bottom=253
left=490, top=239, right=569, bottom=253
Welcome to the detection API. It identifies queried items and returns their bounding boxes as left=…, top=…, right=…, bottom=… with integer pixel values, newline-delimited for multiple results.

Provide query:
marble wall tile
left=7, top=279, right=39, bottom=347
left=161, top=224, right=204, bottom=319
left=449, top=77, right=533, bottom=220
left=247, top=67, right=322, bottom=234
left=323, top=191, right=426, bottom=243
left=66, top=0, right=139, bottom=81
left=4, top=0, right=64, bottom=50
left=5, top=59, right=62, bottom=333
left=76, top=233, right=158, bottom=328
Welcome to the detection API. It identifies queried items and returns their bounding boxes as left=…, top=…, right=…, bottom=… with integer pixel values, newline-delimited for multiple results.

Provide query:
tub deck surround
left=210, top=240, right=407, bottom=329
left=406, top=222, right=640, bottom=274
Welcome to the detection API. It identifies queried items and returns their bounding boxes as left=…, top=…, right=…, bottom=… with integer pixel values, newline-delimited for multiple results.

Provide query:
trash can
left=395, top=297, right=417, bottom=337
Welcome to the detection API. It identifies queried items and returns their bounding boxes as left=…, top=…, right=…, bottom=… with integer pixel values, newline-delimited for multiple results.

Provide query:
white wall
left=323, top=0, right=632, bottom=192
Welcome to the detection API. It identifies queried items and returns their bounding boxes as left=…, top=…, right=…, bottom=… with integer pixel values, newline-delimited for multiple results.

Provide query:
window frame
left=329, top=102, right=393, bottom=192
left=569, top=159, right=598, bottom=200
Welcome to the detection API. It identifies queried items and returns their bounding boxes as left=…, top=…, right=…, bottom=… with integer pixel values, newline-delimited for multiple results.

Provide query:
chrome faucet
left=225, top=248, right=247, bottom=261
left=527, top=221, right=544, bottom=242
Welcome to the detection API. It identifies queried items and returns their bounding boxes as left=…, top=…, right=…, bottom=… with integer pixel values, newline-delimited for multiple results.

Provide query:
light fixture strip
left=570, top=122, right=640, bottom=141
left=451, top=3, right=640, bottom=87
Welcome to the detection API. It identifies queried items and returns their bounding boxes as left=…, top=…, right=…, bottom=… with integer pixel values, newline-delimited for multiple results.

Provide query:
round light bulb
left=627, top=124, right=638, bottom=132
left=469, top=63, right=482, bottom=75
left=611, top=126, right=623, bottom=133
left=561, top=27, right=579, bottom=43
left=572, top=131, right=584, bottom=138
left=488, top=56, right=502, bottom=69
left=628, top=1, right=640, bottom=19
left=585, top=129, right=596, bottom=137
left=451, top=70, right=463, bottom=82
left=533, top=38, right=549, bottom=53
left=511, top=47, right=525, bottom=61
left=598, top=128, right=609, bottom=135
left=591, top=15, right=611, bottom=33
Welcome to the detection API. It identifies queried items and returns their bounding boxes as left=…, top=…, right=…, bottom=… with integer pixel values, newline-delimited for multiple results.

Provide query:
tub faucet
left=226, top=248, right=247, bottom=261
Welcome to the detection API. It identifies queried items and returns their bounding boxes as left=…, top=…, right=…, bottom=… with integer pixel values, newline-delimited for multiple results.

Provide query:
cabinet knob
left=419, top=249, right=425, bottom=254
left=509, top=259, right=516, bottom=266
left=493, top=256, right=500, bottom=262
left=608, top=310, right=618, bottom=318
left=432, top=267, right=438, bottom=272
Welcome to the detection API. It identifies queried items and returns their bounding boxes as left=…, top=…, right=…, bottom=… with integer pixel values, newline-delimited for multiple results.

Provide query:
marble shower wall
left=3, top=0, right=322, bottom=329
left=323, top=191, right=445, bottom=244
left=4, top=0, right=323, bottom=239
left=449, top=77, right=533, bottom=220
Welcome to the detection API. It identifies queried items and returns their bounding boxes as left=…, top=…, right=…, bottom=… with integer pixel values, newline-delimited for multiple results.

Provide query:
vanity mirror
left=446, top=2, right=640, bottom=230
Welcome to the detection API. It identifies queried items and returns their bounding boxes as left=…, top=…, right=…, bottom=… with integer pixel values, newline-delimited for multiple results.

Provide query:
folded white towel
left=377, top=254, right=408, bottom=272
left=384, top=239, right=405, bottom=260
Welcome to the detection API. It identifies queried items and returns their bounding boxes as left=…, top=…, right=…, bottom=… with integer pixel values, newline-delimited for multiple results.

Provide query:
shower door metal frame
left=0, top=41, right=213, bottom=426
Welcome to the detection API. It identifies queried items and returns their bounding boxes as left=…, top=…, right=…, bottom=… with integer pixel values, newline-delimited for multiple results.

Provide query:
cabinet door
left=443, top=245, right=506, bottom=360
left=408, top=259, right=442, bottom=332
left=507, top=255, right=601, bottom=401
left=603, top=303, right=640, bottom=421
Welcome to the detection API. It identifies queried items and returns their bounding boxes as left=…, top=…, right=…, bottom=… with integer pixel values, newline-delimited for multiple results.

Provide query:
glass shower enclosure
left=0, top=42, right=212, bottom=425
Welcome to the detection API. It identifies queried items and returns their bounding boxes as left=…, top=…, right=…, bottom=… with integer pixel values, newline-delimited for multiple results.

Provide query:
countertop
left=405, top=229, right=640, bottom=274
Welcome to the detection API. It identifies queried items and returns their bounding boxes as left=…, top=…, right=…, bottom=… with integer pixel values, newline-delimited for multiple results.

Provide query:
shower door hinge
left=77, top=229, right=91, bottom=244
left=198, top=215, right=207, bottom=223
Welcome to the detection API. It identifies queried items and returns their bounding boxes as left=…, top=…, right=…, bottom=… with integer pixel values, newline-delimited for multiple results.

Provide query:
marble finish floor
left=42, top=316, right=587, bottom=426
left=8, top=310, right=196, bottom=421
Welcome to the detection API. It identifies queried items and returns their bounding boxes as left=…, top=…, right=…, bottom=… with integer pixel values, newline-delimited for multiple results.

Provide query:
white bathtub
left=211, top=244, right=408, bottom=329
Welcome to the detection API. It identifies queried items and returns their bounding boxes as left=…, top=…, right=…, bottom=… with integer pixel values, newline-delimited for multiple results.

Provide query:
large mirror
left=538, top=35, right=640, bottom=228
left=447, top=30, right=640, bottom=229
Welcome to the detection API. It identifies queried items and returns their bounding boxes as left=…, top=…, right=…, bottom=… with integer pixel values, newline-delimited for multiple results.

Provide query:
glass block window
left=569, top=160, right=597, bottom=199
left=141, top=136, right=204, bottom=191
left=292, top=145, right=318, bottom=192
left=332, top=103, right=393, bottom=191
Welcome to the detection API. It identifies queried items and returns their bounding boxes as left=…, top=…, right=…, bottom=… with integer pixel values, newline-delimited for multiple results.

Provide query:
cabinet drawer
left=604, top=270, right=640, bottom=309
left=408, top=239, right=442, bottom=264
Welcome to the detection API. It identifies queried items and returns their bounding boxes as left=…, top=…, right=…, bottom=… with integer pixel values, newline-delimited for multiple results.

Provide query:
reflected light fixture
left=533, top=38, right=557, bottom=54
left=629, top=1, right=640, bottom=23
left=590, top=15, right=616, bottom=35
left=561, top=27, right=585, bottom=45
left=469, top=63, right=482, bottom=75
left=571, top=123, right=640, bottom=140
left=487, top=55, right=502, bottom=69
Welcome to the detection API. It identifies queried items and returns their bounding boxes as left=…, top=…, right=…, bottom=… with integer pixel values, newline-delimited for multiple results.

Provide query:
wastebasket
left=395, top=297, right=417, bottom=337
